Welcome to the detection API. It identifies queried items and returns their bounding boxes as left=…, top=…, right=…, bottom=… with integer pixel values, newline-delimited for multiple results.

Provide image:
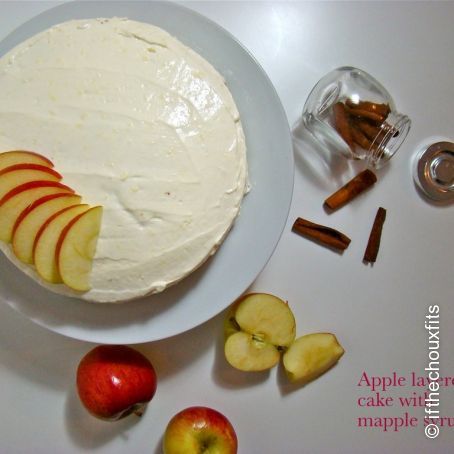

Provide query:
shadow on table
left=63, top=319, right=217, bottom=450
left=137, top=314, right=220, bottom=381
left=292, top=116, right=393, bottom=195
left=276, top=361, right=306, bottom=396
left=65, top=387, right=139, bottom=450
left=0, top=302, right=81, bottom=391
left=153, top=434, right=164, bottom=454
left=0, top=300, right=219, bottom=450
left=292, top=116, right=351, bottom=191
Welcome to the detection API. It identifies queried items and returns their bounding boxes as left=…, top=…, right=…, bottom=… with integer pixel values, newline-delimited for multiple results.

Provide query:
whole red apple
left=76, top=345, right=157, bottom=421
left=163, top=406, right=237, bottom=454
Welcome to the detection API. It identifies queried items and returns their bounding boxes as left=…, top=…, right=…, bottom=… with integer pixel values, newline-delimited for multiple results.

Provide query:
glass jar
left=302, top=66, right=411, bottom=169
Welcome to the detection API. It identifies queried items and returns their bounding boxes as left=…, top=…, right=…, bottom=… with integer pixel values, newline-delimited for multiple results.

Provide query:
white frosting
left=0, top=18, right=248, bottom=302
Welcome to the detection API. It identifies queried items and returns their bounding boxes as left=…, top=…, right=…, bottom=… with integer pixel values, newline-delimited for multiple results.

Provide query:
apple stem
left=133, top=404, right=146, bottom=417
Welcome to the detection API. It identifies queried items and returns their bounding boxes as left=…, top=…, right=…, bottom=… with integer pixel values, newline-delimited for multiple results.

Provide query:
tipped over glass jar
left=302, top=66, right=411, bottom=169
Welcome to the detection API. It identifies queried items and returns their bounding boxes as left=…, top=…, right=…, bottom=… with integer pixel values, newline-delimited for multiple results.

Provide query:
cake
left=0, top=18, right=248, bottom=302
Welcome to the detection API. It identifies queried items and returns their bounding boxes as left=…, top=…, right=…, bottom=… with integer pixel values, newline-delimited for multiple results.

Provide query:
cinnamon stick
left=363, top=207, right=387, bottom=263
left=292, top=217, right=351, bottom=251
left=354, top=119, right=382, bottom=141
left=345, top=99, right=390, bottom=118
left=351, top=124, right=373, bottom=150
left=345, top=106, right=385, bottom=124
left=333, top=102, right=354, bottom=150
left=332, top=100, right=392, bottom=156
left=324, top=169, right=377, bottom=211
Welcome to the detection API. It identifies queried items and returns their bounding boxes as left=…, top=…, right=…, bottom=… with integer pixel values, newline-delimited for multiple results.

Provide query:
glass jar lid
left=414, top=141, right=454, bottom=202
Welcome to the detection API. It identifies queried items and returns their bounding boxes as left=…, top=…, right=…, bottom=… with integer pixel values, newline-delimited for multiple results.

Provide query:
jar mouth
left=367, top=113, right=411, bottom=168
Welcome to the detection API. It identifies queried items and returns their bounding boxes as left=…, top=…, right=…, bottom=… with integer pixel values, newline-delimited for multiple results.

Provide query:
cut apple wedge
left=0, top=164, right=62, bottom=199
left=224, top=293, right=296, bottom=371
left=282, top=333, right=345, bottom=384
left=34, top=204, right=91, bottom=283
left=12, top=193, right=82, bottom=264
left=0, top=181, right=74, bottom=242
left=56, top=206, right=103, bottom=292
left=0, top=150, right=54, bottom=171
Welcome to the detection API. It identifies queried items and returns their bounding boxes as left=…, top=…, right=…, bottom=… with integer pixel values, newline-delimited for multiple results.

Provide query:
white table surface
left=0, top=1, right=453, bottom=453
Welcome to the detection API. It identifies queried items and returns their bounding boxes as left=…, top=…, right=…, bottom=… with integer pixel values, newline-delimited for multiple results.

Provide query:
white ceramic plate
left=0, top=1, right=294, bottom=344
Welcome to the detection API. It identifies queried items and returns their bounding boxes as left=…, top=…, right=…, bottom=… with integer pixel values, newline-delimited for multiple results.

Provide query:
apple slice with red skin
left=282, top=333, right=345, bottom=384
left=0, top=181, right=74, bottom=242
left=0, top=164, right=62, bottom=199
left=224, top=293, right=296, bottom=371
left=12, top=193, right=82, bottom=264
left=56, top=206, right=103, bottom=292
left=34, top=204, right=90, bottom=284
left=163, top=406, right=238, bottom=454
left=0, top=150, right=54, bottom=171
left=77, top=345, right=157, bottom=421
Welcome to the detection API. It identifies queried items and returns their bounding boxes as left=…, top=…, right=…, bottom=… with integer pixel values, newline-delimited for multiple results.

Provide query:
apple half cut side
left=0, top=181, right=75, bottom=243
left=34, top=204, right=90, bottom=283
left=56, top=206, right=103, bottom=292
left=0, top=150, right=54, bottom=171
left=12, top=193, right=82, bottom=264
left=282, top=333, right=345, bottom=384
left=224, top=293, right=296, bottom=371
left=0, top=164, right=62, bottom=199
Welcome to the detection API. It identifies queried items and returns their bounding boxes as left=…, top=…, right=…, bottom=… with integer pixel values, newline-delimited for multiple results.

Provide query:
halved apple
left=34, top=204, right=90, bottom=283
left=282, top=333, right=345, bottom=384
left=0, top=181, right=74, bottom=242
left=0, top=164, right=62, bottom=199
left=0, top=150, right=54, bottom=171
left=12, top=193, right=82, bottom=263
left=56, top=206, right=103, bottom=292
left=224, top=293, right=296, bottom=371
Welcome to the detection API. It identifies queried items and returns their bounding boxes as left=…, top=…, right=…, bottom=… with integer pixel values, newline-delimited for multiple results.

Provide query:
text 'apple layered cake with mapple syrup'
left=0, top=18, right=248, bottom=302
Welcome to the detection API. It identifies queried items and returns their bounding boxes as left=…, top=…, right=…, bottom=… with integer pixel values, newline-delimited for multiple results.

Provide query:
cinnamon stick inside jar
left=292, top=217, right=351, bottom=251
left=345, top=106, right=386, bottom=124
left=345, top=99, right=391, bottom=118
left=333, top=102, right=354, bottom=150
left=355, top=119, right=382, bottom=141
left=324, top=169, right=377, bottom=211
left=351, top=125, right=373, bottom=150
left=331, top=98, right=399, bottom=166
